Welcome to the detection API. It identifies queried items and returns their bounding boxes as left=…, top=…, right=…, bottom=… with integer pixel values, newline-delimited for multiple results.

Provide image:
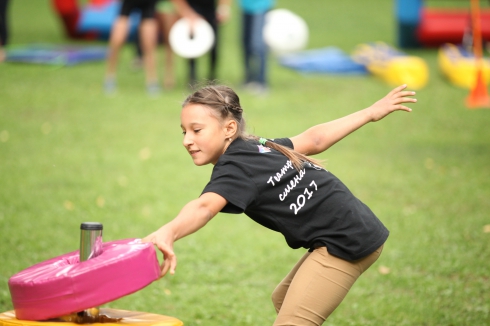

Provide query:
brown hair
left=182, top=85, right=323, bottom=171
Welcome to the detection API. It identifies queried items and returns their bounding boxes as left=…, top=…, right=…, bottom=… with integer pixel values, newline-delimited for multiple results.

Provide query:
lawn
left=0, top=1, right=489, bottom=325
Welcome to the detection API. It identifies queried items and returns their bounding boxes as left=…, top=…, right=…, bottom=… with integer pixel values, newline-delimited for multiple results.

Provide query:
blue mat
left=6, top=44, right=107, bottom=66
left=279, top=47, right=368, bottom=75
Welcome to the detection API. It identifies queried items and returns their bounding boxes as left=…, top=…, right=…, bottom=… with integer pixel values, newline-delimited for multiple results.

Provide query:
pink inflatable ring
left=8, top=239, right=160, bottom=321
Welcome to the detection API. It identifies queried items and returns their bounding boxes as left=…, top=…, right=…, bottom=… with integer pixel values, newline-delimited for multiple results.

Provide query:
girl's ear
left=224, top=119, right=238, bottom=139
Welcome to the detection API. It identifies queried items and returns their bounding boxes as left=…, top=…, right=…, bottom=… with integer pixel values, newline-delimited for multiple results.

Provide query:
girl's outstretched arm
left=290, top=84, right=417, bottom=156
left=142, top=192, right=227, bottom=278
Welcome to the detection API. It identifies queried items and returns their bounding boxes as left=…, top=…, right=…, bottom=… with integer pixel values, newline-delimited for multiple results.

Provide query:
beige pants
left=272, top=245, right=384, bottom=326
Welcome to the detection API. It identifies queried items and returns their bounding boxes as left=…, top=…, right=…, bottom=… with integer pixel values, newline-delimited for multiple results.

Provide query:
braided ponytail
left=250, top=136, right=323, bottom=171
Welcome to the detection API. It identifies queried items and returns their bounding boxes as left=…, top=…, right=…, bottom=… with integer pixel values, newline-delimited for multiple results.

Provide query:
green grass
left=1, top=1, right=489, bottom=325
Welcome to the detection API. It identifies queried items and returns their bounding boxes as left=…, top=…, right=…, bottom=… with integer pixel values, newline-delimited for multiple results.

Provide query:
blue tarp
left=6, top=44, right=107, bottom=66
left=278, top=47, right=368, bottom=75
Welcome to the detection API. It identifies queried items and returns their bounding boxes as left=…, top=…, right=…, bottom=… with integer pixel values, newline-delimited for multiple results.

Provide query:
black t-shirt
left=202, top=137, right=389, bottom=261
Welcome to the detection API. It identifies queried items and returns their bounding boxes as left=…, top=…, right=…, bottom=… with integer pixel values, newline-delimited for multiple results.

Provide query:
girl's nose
left=183, top=133, right=193, bottom=147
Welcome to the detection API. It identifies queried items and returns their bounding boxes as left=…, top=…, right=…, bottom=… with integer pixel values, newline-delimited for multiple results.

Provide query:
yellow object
left=438, top=43, right=490, bottom=89
left=0, top=309, right=183, bottom=326
left=352, top=42, right=429, bottom=89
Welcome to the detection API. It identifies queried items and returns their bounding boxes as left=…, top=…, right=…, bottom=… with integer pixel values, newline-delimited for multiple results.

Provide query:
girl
left=143, top=84, right=417, bottom=325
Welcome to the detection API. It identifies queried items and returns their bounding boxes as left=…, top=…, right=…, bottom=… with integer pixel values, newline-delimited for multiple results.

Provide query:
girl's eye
left=182, top=131, right=186, bottom=135
left=194, top=129, right=201, bottom=133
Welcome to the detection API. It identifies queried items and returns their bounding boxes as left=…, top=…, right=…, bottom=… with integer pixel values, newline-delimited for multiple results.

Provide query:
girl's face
left=181, top=103, right=235, bottom=166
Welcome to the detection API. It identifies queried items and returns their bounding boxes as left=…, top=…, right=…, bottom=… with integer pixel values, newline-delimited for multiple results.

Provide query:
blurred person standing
left=132, top=0, right=180, bottom=89
left=104, top=0, right=160, bottom=95
left=156, top=0, right=180, bottom=89
left=239, top=0, right=274, bottom=95
left=0, top=0, right=10, bottom=62
left=173, top=0, right=231, bottom=87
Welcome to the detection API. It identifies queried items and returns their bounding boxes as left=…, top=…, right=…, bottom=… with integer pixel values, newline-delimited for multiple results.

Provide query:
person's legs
left=241, top=12, right=268, bottom=95
left=105, top=16, right=131, bottom=91
left=0, top=0, right=9, bottom=45
left=139, top=18, right=158, bottom=87
left=0, top=0, right=9, bottom=62
left=271, top=251, right=311, bottom=313
left=242, top=12, right=253, bottom=84
left=156, top=7, right=178, bottom=89
left=273, top=245, right=383, bottom=326
left=186, top=1, right=217, bottom=85
left=207, top=17, right=218, bottom=81
left=188, top=58, right=197, bottom=87
left=136, top=0, right=159, bottom=93
left=248, top=12, right=267, bottom=85
left=131, top=31, right=143, bottom=69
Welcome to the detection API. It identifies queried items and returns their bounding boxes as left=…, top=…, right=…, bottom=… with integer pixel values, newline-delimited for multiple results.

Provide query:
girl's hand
left=142, top=229, right=177, bottom=278
left=140, top=194, right=225, bottom=278
left=366, top=84, right=417, bottom=122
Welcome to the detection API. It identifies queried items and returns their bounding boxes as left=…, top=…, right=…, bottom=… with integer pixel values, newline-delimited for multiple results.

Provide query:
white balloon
left=263, top=9, right=309, bottom=55
left=169, top=18, right=215, bottom=59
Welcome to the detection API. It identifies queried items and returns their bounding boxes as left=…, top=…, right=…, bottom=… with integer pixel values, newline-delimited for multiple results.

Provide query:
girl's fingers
left=157, top=249, right=177, bottom=277
left=393, top=96, right=417, bottom=104
left=159, top=257, right=176, bottom=277
left=396, top=105, right=412, bottom=112
left=397, top=91, right=416, bottom=97
left=388, top=84, right=408, bottom=97
left=169, top=256, right=177, bottom=275
left=160, top=259, right=171, bottom=278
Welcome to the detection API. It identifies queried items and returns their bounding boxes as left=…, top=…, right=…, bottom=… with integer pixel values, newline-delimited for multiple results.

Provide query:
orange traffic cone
left=466, top=0, right=490, bottom=109
left=466, top=68, right=490, bottom=108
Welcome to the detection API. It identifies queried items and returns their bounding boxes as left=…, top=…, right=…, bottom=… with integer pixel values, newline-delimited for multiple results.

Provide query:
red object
left=90, top=0, right=112, bottom=6
left=51, top=0, right=100, bottom=40
left=417, top=9, right=490, bottom=47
